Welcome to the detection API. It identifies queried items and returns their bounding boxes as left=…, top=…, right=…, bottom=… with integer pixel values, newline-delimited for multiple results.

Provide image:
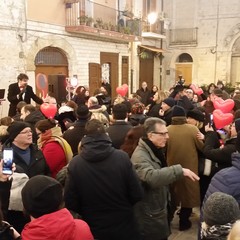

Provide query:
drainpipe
left=159, top=0, right=164, bottom=90
left=214, top=0, right=219, bottom=83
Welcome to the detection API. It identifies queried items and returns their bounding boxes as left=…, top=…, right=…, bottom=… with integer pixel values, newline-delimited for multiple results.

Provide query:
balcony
left=65, top=1, right=142, bottom=43
left=169, top=28, right=198, bottom=46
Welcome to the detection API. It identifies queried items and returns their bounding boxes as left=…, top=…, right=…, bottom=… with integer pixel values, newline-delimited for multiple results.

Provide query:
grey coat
left=131, top=138, right=183, bottom=240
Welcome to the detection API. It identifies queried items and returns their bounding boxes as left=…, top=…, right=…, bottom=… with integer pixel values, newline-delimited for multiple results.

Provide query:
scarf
left=201, top=222, right=232, bottom=240
left=142, top=138, right=167, bottom=167
left=37, top=126, right=73, bottom=163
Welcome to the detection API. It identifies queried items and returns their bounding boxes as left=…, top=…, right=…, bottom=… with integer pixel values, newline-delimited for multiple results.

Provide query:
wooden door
left=231, top=56, right=240, bottom=86
left=175, top=63, right=192, bottom=85
left=89, top=63, right=101, bottom=96
left=139, top=57, right=154, bottom=90
left=35, top=66, right=68, bottom=97
left=100, top=52, right=119, bottom=99
left=122, top=56, right=129, bottom=85
left=48, top=75, right=67, bottom=104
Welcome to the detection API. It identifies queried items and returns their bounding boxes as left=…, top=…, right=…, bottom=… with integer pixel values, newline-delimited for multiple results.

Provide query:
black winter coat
left=63, top=119, right=87, bottom=156
left=7, top=83, right=43, bottom=117
left=64, top=133, right=143, bottom=240
left=203, top=131, right=236, bottom=170
left=106, top=121, right=132, bottom=149
left=0, top=180, right=12, bottom=219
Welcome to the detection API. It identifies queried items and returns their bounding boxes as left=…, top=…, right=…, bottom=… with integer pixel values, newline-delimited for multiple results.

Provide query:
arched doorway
left=35, top=47, right=68, bottom=103
left=231, top=37, right=240, bottom=86
left=175, top=53, right=193, bottom=85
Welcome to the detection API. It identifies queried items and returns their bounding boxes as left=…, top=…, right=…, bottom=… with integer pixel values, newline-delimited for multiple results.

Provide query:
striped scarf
left=37, top=126, right=73, bottom=163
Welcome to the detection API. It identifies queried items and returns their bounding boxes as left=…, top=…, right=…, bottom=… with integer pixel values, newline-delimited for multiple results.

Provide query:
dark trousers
left=179, top=207, right=192, bottom=223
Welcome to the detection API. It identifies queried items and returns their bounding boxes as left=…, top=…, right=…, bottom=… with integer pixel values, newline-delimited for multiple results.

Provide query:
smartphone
left=209, top=114, right=214, bottom=126
left=2, top=148, right=13, bottom=175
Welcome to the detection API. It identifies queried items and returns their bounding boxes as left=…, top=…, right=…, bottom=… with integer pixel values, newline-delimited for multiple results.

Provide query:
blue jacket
left=204, top=152, right=240, bottom=204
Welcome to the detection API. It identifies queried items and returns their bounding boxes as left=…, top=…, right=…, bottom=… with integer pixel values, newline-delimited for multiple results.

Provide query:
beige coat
left=167, top=117, right=204, bottom=207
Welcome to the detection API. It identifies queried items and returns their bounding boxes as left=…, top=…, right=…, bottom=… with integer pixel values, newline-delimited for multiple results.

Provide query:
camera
left=176, top=79, right=185, bottom=86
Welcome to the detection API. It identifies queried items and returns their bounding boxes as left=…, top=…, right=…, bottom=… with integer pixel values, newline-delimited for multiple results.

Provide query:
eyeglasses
left=151, top=131, right=169, bottom=137
left=19, top=130, right=32, bottom=135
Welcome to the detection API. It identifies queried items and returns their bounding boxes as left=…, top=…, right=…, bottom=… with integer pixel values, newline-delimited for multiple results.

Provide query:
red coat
left=42, top=141, right=67, bottom=178
left=21, top=208, right=94, bottom=240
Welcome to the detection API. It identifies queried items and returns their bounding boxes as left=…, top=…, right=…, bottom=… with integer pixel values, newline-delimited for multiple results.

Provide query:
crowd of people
left=0, top=74, right=240, bottom=239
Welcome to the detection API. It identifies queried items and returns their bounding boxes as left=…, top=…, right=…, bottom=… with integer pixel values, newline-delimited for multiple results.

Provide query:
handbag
left=198, top=158, right=218, bottom=176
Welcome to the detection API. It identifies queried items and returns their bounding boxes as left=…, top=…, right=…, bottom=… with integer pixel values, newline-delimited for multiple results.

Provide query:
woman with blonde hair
left=228, top=221, right=240, bottom=240
left=147, top=90, right=168, bottom=116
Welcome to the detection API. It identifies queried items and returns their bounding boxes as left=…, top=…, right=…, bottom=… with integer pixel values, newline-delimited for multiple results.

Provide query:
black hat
left=76, top=105, right=91, bottom=119
left=187, top=109, right=205, bottom=122
left=163, top=97, right=175, bottom=108
left=7, top=121, right=31, bottom=142
left=203, top=192, right=240, bottom=226
left=235, top=118, right=240, bottom=133
left=21, top=175, right=63, bottom=218
left=172, top=106, right=186, bottom=117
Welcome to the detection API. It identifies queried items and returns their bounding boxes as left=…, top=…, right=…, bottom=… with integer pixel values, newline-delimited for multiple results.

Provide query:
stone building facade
left=1, top=0, right=240, bottom=117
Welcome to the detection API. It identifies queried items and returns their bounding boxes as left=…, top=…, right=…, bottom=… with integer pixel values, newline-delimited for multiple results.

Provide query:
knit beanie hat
left=76, top=105, right=91, bottom=119
left=203, top=192, right=240, bottom=226
left=21, top=175, right=63, bottom=218
left=187, top=109, right=205, bottom=122
left=7, top=121, right=31, bottom=142
left=172, top=106, right=186, bottom=117
left=162, top=97, right=175, bottom=108
left=235, top=118, right=240, bottom=133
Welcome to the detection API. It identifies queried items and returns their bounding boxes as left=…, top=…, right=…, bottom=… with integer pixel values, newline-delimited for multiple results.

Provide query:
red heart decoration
left=116, top=85, right=128, bottom=97
left=213, top=98, right=234, bottom=113
left=40, top=103, right=57, bottom=119
left=213, top=109, right=233, bottom=129
left=122, top=84, right=129, bottom=92
left=190, top=84, right=203, bottom=95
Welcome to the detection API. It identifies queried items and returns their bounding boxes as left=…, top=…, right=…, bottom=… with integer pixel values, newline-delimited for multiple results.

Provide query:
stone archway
left=175, top=53, right=193, bottom=85
left=25, top=35, right=77, bottom=102
left=26, top=35, right=76, bottom=73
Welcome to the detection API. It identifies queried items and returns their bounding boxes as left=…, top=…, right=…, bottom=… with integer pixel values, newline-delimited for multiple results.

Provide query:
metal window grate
left=35, top=47, right=68, bottom=66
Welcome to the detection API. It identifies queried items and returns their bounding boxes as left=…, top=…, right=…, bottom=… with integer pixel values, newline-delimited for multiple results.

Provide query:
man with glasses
left=7, top=73, right=43, bottom=117
left=4, top=121, right=49, bottom=178
left=131, top=117, right=199, bottom=240
left=3, top=121, right=50, bottom=233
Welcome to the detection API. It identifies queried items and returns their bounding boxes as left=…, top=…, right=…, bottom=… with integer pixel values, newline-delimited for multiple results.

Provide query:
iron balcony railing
left=169, top=28, right=198, bottom=46
left=65, top=0, right=164, bottom=37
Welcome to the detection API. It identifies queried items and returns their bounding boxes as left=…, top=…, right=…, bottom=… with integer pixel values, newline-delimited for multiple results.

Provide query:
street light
left=147, top=12, right=157, bottom=31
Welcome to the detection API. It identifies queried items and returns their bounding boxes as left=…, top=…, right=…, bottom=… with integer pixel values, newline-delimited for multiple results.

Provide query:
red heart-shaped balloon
left=116, top=85, right=128, bottom=97
left=122, top=84, right=129, bottom=92
left=213, top=98, right=234, bottom=113
left=213, top=109, right=233, bottom=129
left=40, top=103, right=57, bottom=119
left=190, top=84, right=203, bottom=95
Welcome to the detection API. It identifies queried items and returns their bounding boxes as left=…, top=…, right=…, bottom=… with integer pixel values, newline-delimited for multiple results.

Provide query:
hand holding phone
left=2, top=148, right=13, bottom=175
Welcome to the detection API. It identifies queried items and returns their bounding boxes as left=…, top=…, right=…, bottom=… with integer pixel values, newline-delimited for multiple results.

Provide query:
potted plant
left=79, top=15, right=88, bottom=25
left=94, top=18, right=103, bottom=28
left=86, top=16, right=93, bottom=27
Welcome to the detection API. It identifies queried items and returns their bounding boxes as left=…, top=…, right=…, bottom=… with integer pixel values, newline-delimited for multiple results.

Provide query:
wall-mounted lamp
left=210, top=47, right=216, bottom=54
left=147, top=12, right=157, bottom=32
